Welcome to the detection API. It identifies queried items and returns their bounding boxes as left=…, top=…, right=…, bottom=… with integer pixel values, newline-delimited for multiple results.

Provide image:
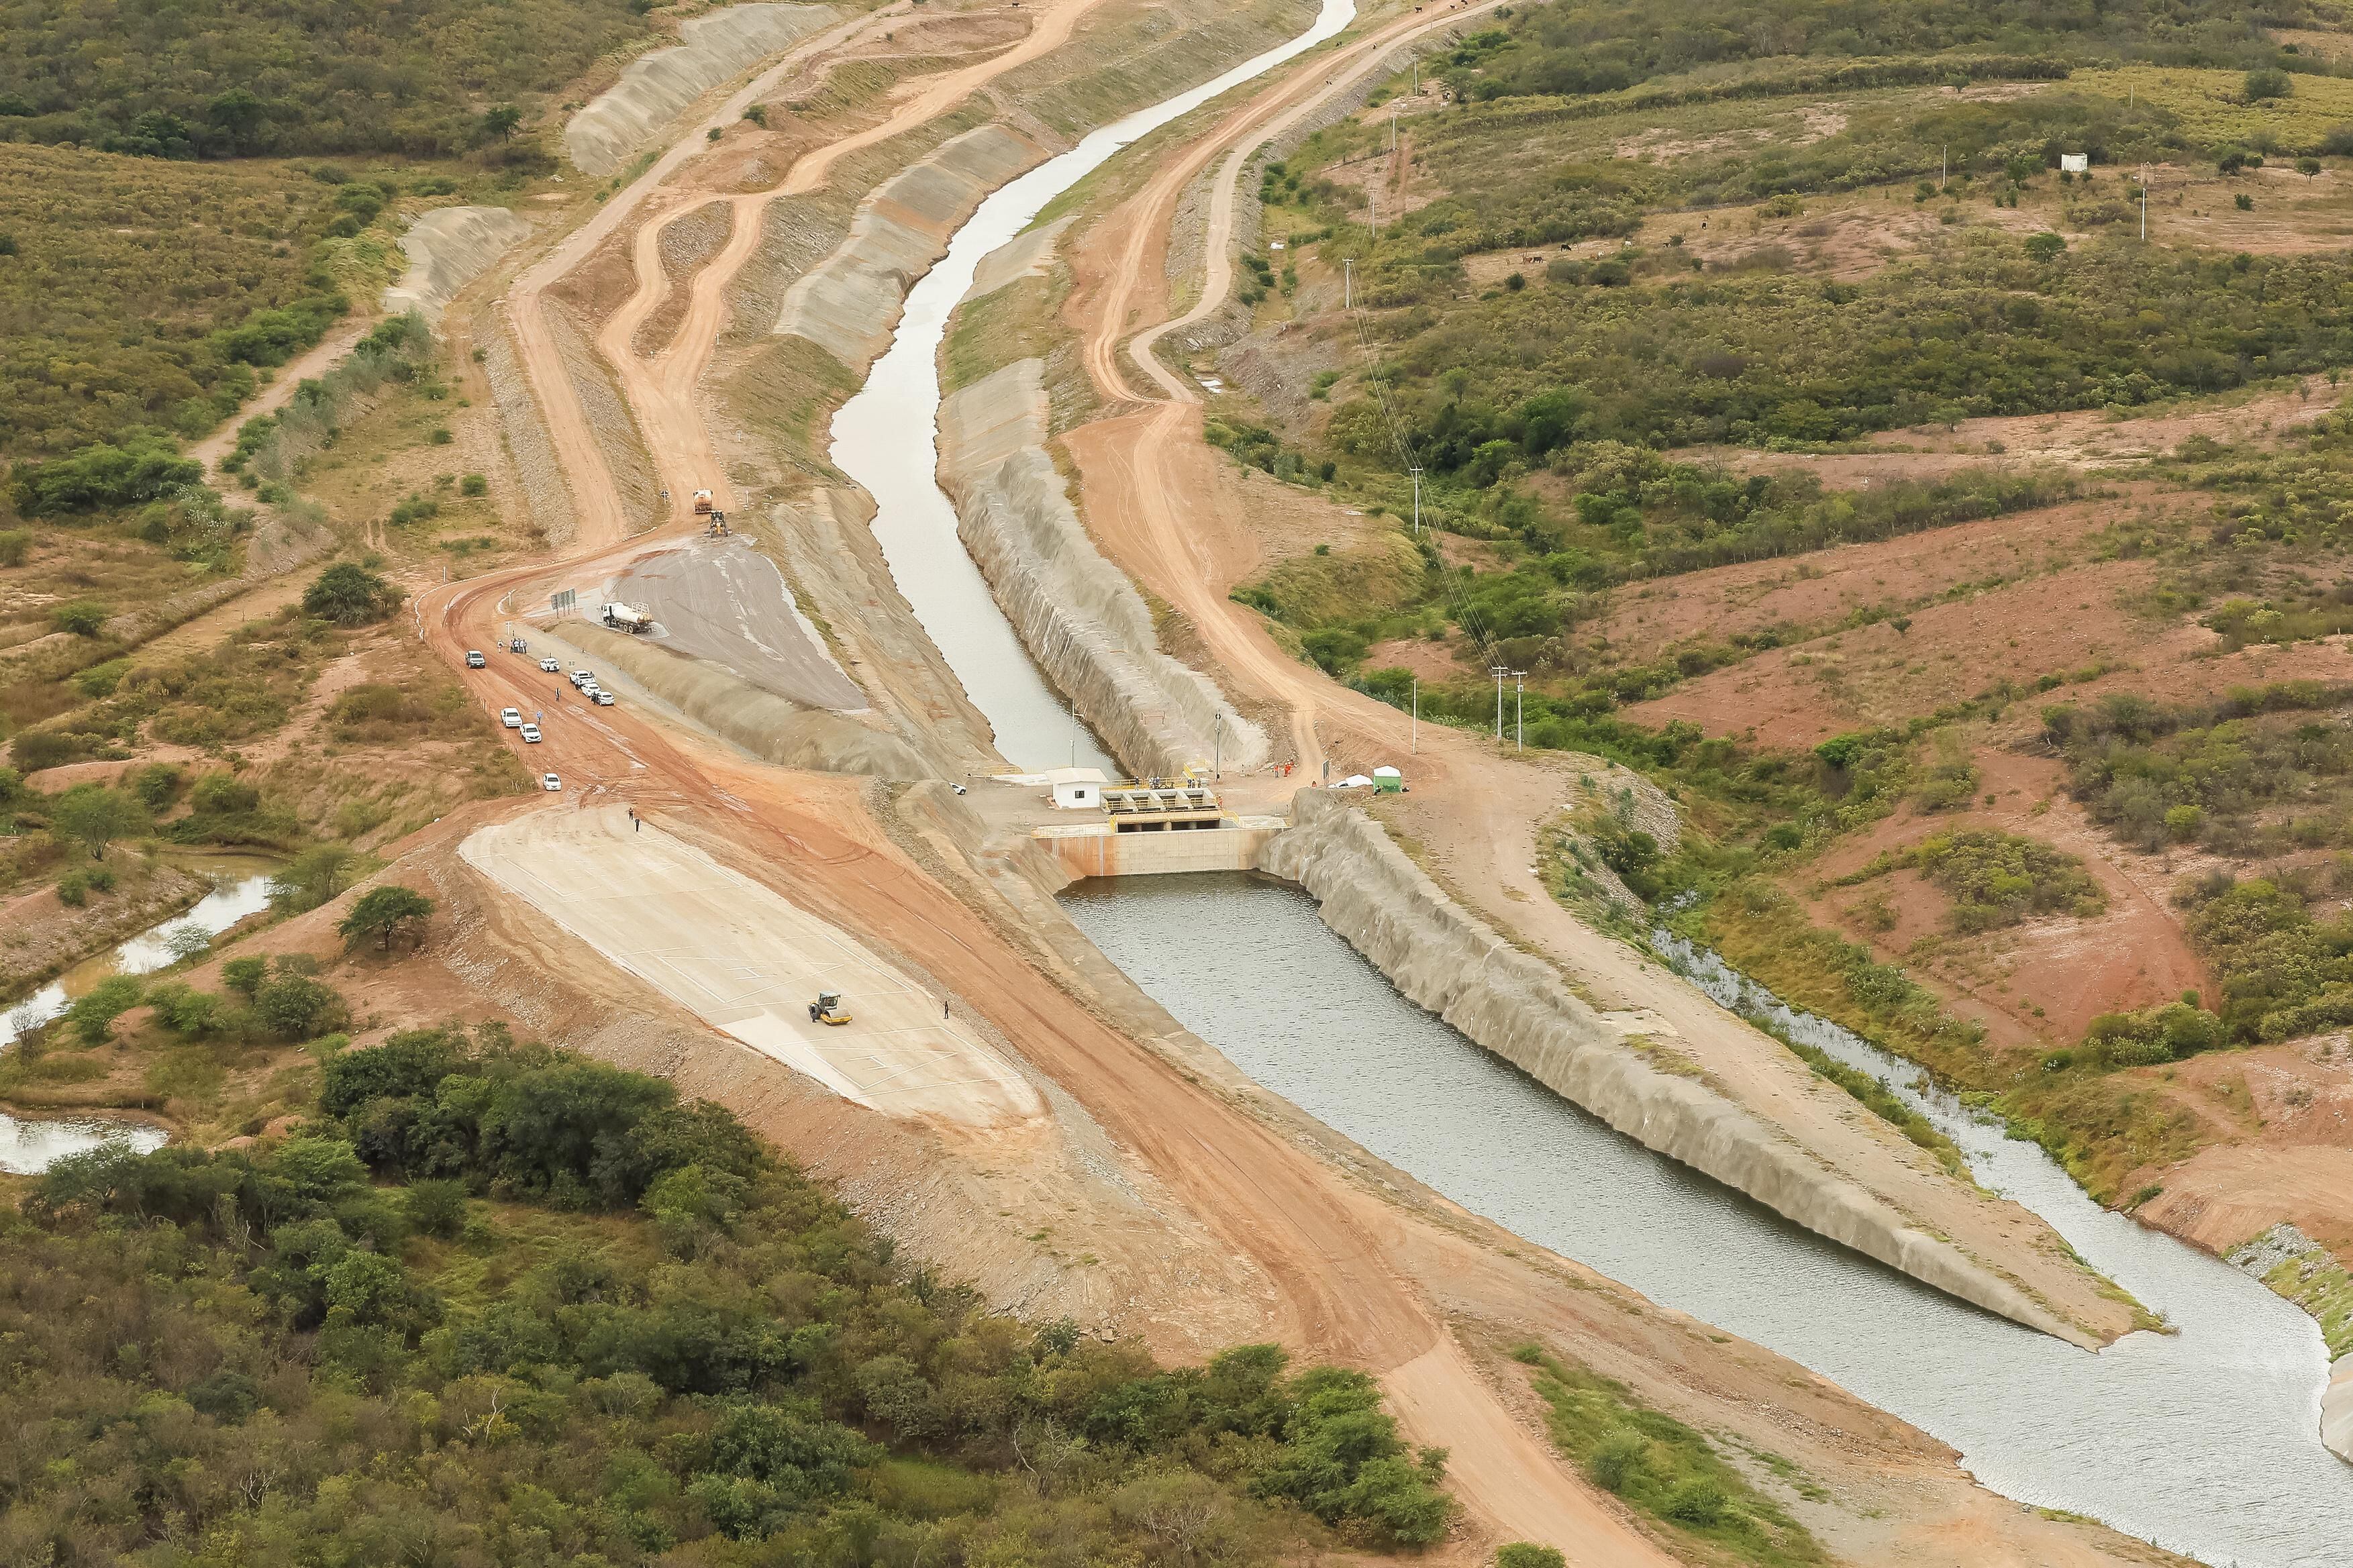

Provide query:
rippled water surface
left=1066, top=873, right=2353, bottom=1568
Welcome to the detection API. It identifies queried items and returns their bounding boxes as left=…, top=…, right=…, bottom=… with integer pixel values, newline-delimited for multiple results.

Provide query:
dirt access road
left=422, top=558, right=1676, bottom=1565
left=428, top=5, right=1678, bottom=1555
left=415, top=2, right=2183, bottom=1558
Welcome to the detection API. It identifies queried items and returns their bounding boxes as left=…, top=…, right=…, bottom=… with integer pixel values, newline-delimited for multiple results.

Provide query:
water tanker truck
left=601, top=602, right=653, bottom=633
left=691, top=488, right=714, bottom=516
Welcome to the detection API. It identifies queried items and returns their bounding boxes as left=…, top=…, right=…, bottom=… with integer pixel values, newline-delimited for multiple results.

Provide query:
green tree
left=206, top=87, right=266, bottom=146
left=339, top=884, right=435, bottom=951
left=51, top=784, right=150, bottom=859
left=221, top=956, right=268, bottom=997
left=481, top=104, right=522, bottom=142
left=302, top=562, right=401, bottom=625
left=270, top=844, right=358, bottom=913
left=256, top=974, right=347, bottom=1039
left=2023, top=231, right=2066, bottom=263
left=2245, top=67, right=2292, bottom=101
left=2299, top=156, right=2324, bottom=178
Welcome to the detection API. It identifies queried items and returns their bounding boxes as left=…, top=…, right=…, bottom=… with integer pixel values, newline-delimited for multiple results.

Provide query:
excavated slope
left=939, top=358, right=1270, bottom=780
left=546, top=621, right=936, bottom=778
left=566, top=3, right=841, bottom=176
left=383, top=207, right=532, bottom=323
left=775, top=124, right=1042, bottom=368
left=1261, top=788, right=2095, bottom=1347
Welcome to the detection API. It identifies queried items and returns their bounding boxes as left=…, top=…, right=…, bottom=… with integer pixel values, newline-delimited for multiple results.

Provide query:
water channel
left=821, top=0, right=2353, bottom=1559
left=0, top=861, right=274, bottom=1172
left=830, top=0, right=1362, bottom=776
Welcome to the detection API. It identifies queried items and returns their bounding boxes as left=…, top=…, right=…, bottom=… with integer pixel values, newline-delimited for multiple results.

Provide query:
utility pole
left=1067, top=698, right=1077, bottom=768
left=1513, top=672, right=1525, bottom=753
left=1409, top=466, right=1423, bottom=535
left=1940, top=143, right=1948, bottom=191
left=1411, top=674, right=1418, bottom=755
left=1213, top=713, right=1222, bottom=780
left=1390, top=103, right=1399, bottom=162
left=1344, top=256, right=1352, bottom=310
left=2141, top=166, right=2149, bottom=240
left=1491, top=666, right=1507, bottom=741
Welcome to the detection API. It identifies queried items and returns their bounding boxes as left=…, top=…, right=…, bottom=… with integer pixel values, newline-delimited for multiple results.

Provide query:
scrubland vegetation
left=1511, top=1343, right=1821, bottom=1568
left=0, top=1023, right=1454, bottom=1565
left=0, top=0, right=650, bottom=159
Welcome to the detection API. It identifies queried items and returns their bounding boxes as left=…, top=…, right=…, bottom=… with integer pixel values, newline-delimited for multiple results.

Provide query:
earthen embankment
left=1260, top=787, right=2096, bottom=1347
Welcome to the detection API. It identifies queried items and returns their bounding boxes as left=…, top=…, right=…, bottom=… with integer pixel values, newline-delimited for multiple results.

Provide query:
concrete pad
left=461, top=807, right=1044, bottom=1128
left=611, top=535, right=866, bottom=711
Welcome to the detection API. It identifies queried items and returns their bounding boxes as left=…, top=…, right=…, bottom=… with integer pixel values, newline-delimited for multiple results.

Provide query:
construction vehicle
left=807, top=990, right=851, bottom=1027
left=601, top=602, right=652, bottom=633
left=707, top=509, right=730, bottom=537
left=691, top=488, right=714, bottom=516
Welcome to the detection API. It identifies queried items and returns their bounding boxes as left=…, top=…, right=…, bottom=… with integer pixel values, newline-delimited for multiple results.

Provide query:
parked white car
left=542, top=773, right=561, bottom=792
left=590, top=690, right=615, bottom=707
left=464, top=649, right=485, bottom=668
left=520, top=723, right=542, bottom=743
left=501, top=707, right=522, bottom=728
left=569, top=669, right=595, bottom=688
left=539, top=657, right=560, bottom=673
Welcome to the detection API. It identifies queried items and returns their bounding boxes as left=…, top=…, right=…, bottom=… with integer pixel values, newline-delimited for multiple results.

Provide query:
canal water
left=831, top=0, right=1359, bottom=776
left=1064, top=875, right=2352, bottom=1568
left=825, top=0, right=2353, bottom=1557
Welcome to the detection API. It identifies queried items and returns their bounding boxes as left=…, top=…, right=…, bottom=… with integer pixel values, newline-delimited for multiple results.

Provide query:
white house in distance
left=1045, top=766, right=1109, bottom=809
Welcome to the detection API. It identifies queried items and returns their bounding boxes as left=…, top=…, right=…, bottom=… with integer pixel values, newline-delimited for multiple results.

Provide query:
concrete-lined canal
left=826, top=0, right=2353, bottom=1558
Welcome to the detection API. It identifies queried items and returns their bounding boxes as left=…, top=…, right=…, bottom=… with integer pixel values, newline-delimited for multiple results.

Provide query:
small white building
left=1044, top=766, right=1109, bottom=809
left=2059, top=153, right=2089, bottom=173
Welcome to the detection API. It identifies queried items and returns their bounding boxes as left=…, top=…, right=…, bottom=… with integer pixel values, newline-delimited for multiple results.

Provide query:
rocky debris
left=479, top=314, right=578, bottom=547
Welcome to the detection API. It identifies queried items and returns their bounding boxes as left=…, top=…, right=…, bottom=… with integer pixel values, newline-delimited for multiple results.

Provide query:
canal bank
left=792, top=0, right=2353, bottom=1553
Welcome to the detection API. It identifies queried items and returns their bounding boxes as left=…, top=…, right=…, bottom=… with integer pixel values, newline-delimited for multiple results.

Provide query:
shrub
left=2245, top=67, right=2292, bottom=102
left=11, top=439, right=202, bottom=517
left=66, top=975, right=144, bottom=1045
left=301, top=562, right=401, bottom=625
left=50, top=598, right=110, bottom=636
left=2023, top=231, right=2065, bottom=262
left=255, top=974, right=347, bottom=1040
left=459, top=472, right=487, bottom=496
left=0, top=529, right=28, bottom=566
left=55, top=872, right=87, bottom=906
left=1498, top=1547, right=1568, bottom=1568
left=10, top=729, right=83, bottom=772
left=221, top=955, right=268, bottom=997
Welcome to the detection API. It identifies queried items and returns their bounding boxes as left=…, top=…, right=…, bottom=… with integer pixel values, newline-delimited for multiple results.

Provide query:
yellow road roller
left=808, top=990, right=851, bottom=1027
